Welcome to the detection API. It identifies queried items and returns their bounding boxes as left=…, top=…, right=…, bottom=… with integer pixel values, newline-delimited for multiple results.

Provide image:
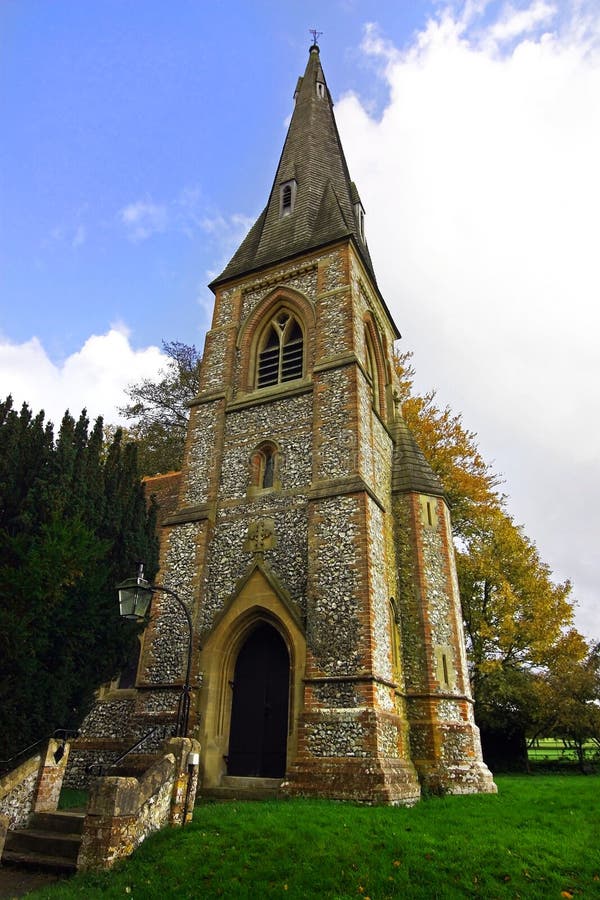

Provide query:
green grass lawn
left=27, top=775, right=599, bottom=899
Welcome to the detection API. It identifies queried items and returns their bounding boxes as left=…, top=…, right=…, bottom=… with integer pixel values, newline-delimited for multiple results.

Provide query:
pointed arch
left=227, top=622, right=290, bottom=776
left=196, top=562, right=306, bottom=789
left=238, top=286, right=315, bottom=393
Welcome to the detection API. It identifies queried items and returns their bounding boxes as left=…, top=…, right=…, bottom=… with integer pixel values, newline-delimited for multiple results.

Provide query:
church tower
left=137, top=43, right=495, bottom=803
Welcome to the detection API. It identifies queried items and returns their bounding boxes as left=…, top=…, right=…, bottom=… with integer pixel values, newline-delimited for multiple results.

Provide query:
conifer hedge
left=0, top=396, right=158, bottom=761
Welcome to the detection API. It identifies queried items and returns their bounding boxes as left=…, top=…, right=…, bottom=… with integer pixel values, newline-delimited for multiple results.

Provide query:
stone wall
left=0, top=755, right=40, bottom=829
left=77, top=738, right=200, bottom=871
left=0, top=738, right=73, bottom=827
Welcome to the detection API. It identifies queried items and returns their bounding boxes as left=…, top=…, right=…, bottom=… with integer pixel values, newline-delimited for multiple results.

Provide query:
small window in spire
left=280, top=179, right=297, bottom=218
left=355, top=202, right=365, bottom=241
left=316, top=81, right=325, bottom=99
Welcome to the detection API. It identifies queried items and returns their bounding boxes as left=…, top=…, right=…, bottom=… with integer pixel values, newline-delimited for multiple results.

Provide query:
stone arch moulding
left=197, top=560, right=306, bottom=789
left=237, top=285, right=316, bottom=393
left=363, top=312, right=387, bottom=417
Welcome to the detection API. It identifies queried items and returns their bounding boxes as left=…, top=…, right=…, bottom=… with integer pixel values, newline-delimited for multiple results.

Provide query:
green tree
left=544, top=641, right=600, bottom=768
left=118, top=340, right=201, bottom=475
left=0, top=398, right=158, bottom=761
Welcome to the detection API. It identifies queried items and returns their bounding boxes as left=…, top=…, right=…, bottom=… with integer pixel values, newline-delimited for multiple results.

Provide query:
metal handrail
left=86, top=724, right=171, bottom=778
left=0, top=728, right=79, bottom=777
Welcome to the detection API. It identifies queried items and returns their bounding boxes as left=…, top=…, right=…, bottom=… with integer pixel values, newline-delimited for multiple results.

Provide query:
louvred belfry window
left=282, top=184, right=292, bottom=212
left=257, top=311, right=304, bottom=388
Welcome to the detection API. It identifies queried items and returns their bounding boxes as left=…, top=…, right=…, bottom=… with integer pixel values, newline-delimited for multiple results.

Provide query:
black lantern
left=116, top=563, right=194, bottom=737
left=117, top=563, right=153, bottom=620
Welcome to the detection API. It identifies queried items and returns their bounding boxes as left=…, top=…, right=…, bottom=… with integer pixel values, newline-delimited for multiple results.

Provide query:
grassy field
left=28, top=775, right=599, bottom=899
left=528, top=739, right=598, bottom=765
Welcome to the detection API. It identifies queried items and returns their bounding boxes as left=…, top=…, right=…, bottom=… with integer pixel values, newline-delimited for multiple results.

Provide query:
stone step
left=221, top=776, right=282, bottom=790
left=1, top=848, right=78, bottom=873
left=201, top=776, right=282, bottom=801
left=4, top=828, right=82, bottom=862
left=30, top=811, right=85, bottom=835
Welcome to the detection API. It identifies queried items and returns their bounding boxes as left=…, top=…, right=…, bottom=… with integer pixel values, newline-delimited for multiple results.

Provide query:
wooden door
left=227, top=624, right=289, bottom=777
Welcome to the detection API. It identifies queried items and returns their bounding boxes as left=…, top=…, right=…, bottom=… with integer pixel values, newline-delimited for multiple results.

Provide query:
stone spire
left=212, top=44, right=375, bottom=285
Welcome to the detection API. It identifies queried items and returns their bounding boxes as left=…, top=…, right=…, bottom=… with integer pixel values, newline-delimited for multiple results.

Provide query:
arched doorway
left=227, top=623, right=290, bottom=777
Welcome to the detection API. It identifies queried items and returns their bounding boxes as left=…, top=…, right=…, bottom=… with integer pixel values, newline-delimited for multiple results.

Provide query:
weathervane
left=309, top=29, right=323, bottom=47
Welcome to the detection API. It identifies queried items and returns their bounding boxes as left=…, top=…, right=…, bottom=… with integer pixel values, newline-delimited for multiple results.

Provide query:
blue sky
left=1, top=1, right=599, bottom=639
left=1, top=0, right=439, bottom=360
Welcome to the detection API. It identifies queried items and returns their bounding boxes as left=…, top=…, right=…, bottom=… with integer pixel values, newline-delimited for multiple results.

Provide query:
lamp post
left=116, top=563, right=193, bottom=737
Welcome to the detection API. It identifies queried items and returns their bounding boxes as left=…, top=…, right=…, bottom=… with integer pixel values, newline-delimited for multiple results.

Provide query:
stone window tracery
left=257, top=310, right=304, bottom=388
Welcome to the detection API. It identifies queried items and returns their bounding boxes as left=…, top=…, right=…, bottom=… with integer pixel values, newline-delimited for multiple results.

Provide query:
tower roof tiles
left=211, top=44, right=375, bottom=287
left=392, top=418, right=446, bottom=498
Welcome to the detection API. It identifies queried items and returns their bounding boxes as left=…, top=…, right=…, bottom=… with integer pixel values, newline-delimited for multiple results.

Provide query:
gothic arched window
left=364, top=327, right=380, bottom=411
left=257, top=310, right=304, bottom=388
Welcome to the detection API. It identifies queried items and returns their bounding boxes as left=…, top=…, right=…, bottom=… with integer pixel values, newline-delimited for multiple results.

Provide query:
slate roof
left=391, top=418, right=445, bottom=498
left=211, top=44, right=376, bottom=287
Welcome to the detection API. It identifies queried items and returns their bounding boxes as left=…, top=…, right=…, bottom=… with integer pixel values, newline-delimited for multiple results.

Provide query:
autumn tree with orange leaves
left=395, top=351, right=596, bottom=767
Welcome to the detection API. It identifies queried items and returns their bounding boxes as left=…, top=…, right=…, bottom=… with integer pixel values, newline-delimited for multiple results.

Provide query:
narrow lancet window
left=364, top=327, right=380, bottom=411
left=249, top=441, right=280, bottom=494
left=263, top=448, right=275, bottom=488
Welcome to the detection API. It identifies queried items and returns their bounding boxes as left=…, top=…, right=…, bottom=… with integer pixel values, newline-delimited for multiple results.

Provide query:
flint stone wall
left=0, top=756, right=40, bottom=828
left=184, top=404, right=219, bottom=506
left=219, top=393, right=313, bottom=499
left=201, top=499, right=308, bottom=634
left=308, top=495, right=362, bottom=674
left=77, top=738, right=200, bottom=871
left=306, top=712, right=368, bottom=758
left=145, top=523, right=199, bottom=685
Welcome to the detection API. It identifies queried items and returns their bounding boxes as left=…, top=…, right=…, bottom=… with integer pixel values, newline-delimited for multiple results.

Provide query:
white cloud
left=120, top=200, right=168, bottom=242
left=0, top=330, right=167, bottom=426
left=201, top=212, right=256, bottom=282
left=72, top=224, right=86, bottom=248
left=487, top=2, right=556, bottom=45
left=117, top=190, right=253, bottom=265
left=336, top=4, right=600, bottom=638
left=43, top=221, right=88, bottom=250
